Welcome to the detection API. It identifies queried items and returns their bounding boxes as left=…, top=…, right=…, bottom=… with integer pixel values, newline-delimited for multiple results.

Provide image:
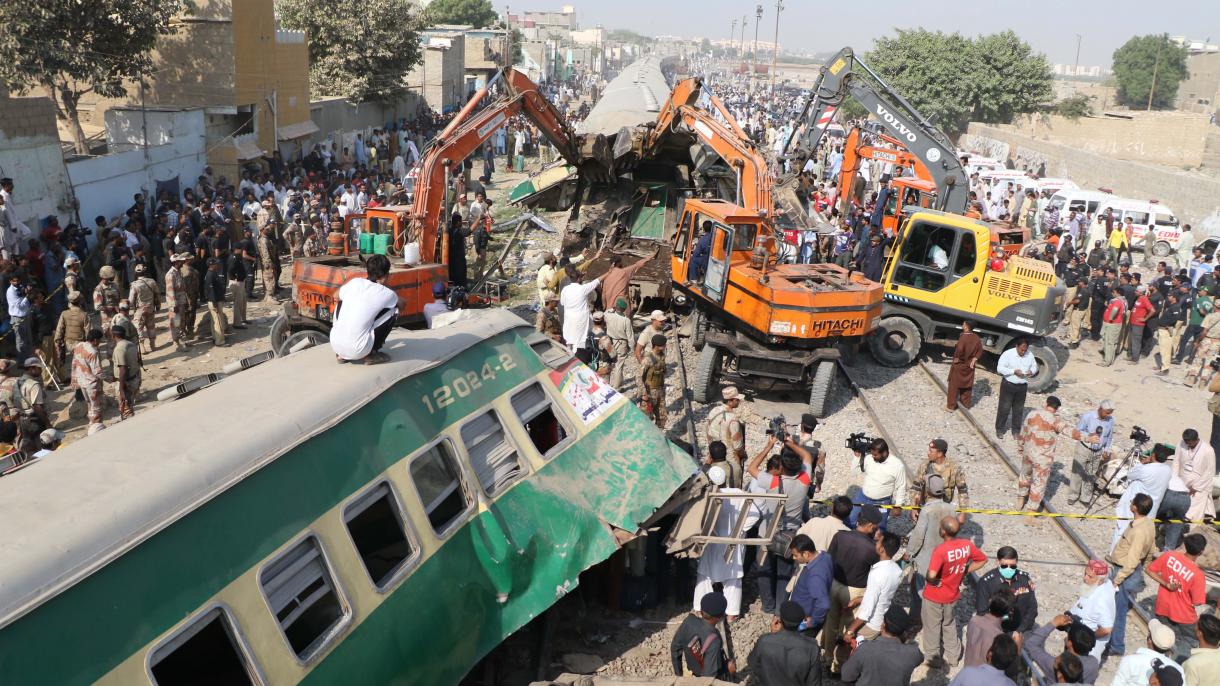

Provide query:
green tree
left=509, top=28, right=524, bottom=65
left=969, top=30, right=1053, bottom=124
left=278, top=0, right=423, bottom=104
left=1055, top=93, right=1094, bottom=119
left=424, top=0, right=498, bottom=27
left=0, top=0, right=189, bottom=155
left=836, top=96, right=868, bottom=122
left=865, top=29, right=1053, bottom=134
left=700, top=38, right=712, bottom=55
left=1112, top=34, right=1188, bottom=109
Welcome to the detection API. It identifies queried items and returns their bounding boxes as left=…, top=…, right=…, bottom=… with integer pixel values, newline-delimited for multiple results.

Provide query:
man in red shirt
left=1128, top=284, right=1155, bottom=364
left=1146, top=533, right=1209, bottom=661
left=921, top=515, right=988, bottom=669
left=1101, top=292, right=1127, bottom=366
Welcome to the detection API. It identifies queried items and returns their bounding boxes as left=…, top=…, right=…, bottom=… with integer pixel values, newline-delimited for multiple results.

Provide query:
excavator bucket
left=576, top=132, right=614, bottom=183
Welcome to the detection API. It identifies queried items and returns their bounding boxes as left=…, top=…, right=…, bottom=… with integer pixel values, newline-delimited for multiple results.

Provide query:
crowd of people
left=0, top=71, right=601, bottom=457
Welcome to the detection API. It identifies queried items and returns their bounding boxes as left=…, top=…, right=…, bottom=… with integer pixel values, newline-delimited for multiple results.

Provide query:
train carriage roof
left=0, top=309, right=529, bottom=627
left=577, top=56, right=671, bottom=137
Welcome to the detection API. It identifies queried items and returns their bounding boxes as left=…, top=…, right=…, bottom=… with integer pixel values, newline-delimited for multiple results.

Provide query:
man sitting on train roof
left=330, top=254, right=401, bottom=365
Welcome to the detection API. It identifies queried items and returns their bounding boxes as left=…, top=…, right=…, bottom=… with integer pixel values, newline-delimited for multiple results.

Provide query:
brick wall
left=0, top=93, right=75, bottom=229
left=994, top=112, right=1211, bottom=168
left=964, top=123, right=1220, bottom=228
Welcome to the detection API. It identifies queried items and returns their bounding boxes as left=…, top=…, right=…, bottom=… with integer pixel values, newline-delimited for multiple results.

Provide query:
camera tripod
left=1083, top=438, right=1150, bottom=515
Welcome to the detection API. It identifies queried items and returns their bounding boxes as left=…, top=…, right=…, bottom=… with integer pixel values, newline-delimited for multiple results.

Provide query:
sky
left=569, top=0, right=1220, bottom=66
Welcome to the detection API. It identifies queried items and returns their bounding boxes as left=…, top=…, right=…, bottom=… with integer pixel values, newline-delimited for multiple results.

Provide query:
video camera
left=765, top=416, right=788, bottom=442
left=1130, top=426, right=1150, bottom=444
left=1210, top=356, right=1220, bottom=372
left=845, top=432, right=875, bottom=454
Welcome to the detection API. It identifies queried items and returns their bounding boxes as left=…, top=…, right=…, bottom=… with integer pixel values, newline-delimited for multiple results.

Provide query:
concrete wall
left=0, top=92, right=75, bottom=230
left=963, top=122, right=1220, bottom=228
left=1177, top=52, right=1220, bottom=114
left=993, top=112, right=1211, bottom=168
left=307, top=94, right=422, bottom=158
left=68, top=109, right=207, bottom=242
left=406, top=37, right=467, bottom=113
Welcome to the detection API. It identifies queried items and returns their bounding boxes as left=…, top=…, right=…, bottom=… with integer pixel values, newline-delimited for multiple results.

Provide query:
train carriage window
left=259, top=537, right=348, bottom=661
left=511, top=382, right=571, bottom=457
left=409, top=440, right=471, bottom=534
left=461, top=411, right=523, bottom=496
left=343, top=482, right=417, bottom=590
left=149, top=608, right=257, bottom=686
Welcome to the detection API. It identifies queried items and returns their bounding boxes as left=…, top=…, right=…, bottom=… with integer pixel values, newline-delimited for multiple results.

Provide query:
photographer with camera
left=849, top=437, right=908, bottom=531
left=5, top=273, right=32, bottom=361
left=745, top=429, right=812, bottom=615
left=1109, top=435, right=1172, bottom=550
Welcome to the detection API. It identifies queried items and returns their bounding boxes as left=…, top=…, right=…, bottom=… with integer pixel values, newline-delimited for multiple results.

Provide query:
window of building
left=259, top=537, right=348, bottom=661
left=343, top=482, right=417, bottom=590
left=409, top=440, right=471, bottom=534
left=149, top=608, right=257, bottom=686
left=511, top=382, right=570, bottom=457
left=460, top=410, right=523, bottom=496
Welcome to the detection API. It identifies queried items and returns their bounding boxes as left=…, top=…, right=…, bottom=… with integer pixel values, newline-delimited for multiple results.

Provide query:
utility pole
left=1072, top=33, right=1082, bottom=93
left=730, top=18, right=737, bottom=58
left=752, top=4, right=763, bottom=90
left=1148, top=33, right=1165, bottom=111
left=769, top=0, right=783, bottom=93
left=741, top=15, right=747, bottom=58
left=504, top=5, right=512, bottom=70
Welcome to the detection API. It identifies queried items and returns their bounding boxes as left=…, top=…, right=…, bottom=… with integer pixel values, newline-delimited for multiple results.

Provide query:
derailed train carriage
left=0, top=310, right=702, bottom=685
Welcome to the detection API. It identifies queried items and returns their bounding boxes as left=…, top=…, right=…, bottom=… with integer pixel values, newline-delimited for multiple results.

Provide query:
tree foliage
left=607, top=29, right=649, bottom=45
left=424, top=0, right=498, bottom=28
left=865, top=29, right=1052, bottom=134
left=278, top=0, right=423, bottom=105
left=1112, top=34, right=1188, bottom=109
left=0, top=0, right=189, bottom=155
left=1055, top=93, right=1094, bottom=119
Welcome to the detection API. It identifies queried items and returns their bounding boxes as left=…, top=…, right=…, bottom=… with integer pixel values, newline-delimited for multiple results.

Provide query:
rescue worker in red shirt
left=1128, top=284, right=1155, bottom=364
left=1100, top=291, right=1127, bottom=367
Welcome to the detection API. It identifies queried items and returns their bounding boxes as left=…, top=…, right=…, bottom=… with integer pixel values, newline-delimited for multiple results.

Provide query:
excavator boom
left=786, top=47, right=968, bottom=214
left=645, top=77, right=772, bottom=218
left=408, top=68, right=582, bottom=262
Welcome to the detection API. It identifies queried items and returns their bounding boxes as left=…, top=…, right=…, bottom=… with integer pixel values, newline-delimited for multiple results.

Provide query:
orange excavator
left=641, top=77, right=882, bottom=416
left=273, top=68, right=594, bottom=352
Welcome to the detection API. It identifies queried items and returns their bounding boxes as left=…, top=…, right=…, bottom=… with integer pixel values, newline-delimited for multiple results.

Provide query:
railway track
left=837, top=358, right=1150, bottom=682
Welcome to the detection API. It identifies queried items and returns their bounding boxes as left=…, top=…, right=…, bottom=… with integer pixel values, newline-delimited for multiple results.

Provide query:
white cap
left=707, top=465, right=727, bottom=486
left=650, top=310, right=665, bottom=321
left=1099, top=399, right=1115, bottom=411
left=39, top=428, right=64, bottom=445
left=1148, top=618, right=1176, bottom=651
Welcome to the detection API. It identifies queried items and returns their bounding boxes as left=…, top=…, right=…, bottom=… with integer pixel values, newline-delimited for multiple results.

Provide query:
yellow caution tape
left=810, top=498, right=1214, bottom=526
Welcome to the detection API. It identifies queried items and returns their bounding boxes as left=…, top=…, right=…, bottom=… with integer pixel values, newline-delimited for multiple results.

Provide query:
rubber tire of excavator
left=868, top=316, right=923, bottom=367
left=808, top=360, right=837, bottom=418
left=270, top=314, right=291, bottom=357
left=691, top=345, right=722, bottom=405
left=279, top=330, right=330, bottom=357
left=1025, top=344, right=1060, bottom=393
left=691, top=309, right=707, bottom=351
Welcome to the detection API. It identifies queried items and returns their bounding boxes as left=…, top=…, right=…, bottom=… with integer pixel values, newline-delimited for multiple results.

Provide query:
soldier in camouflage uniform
left=283, top=216, right=304, bottom=259
left=257, top=224, right=281, bottom=300
left=53, top=291, right=89, bottom=382
left=165, top=253, right=189, bottom=351
left=93, top=265, right=121, bottom=368
left=639, top=334, right=668, bottom=428
left=1184, top=307, right=1220, bottom=387
left=128, top=263, right=161, bottom=352
left=71, top=328, right=105, bottom=428
left=534, top=294, right=561, bottom=339
left=62, top=255, right=83, bottom=304
left=910, top=438, right=970, bottom=512
left=1016, top=396, right=1098, bottom=511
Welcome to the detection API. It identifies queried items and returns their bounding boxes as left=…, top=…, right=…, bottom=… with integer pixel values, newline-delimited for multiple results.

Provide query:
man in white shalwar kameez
left=693, top=466, right=764, bottom=620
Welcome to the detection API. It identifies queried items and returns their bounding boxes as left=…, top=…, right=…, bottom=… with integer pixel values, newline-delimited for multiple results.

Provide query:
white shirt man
left=1110, top=618, right=1183, bottom=686
left=694, top=465, right=763, bottom=618
left=329, top=277, right=399, bottom=361
left=856, top=452, right=909, bottom=506
left=854, top=557, right=903, bottom=637
left=927, top=243, right=949, bottom=269
left=1111, top=455, right=1173, bottom=549
left=559, top=276, right=601, bottom=352
left=995, top=346, right=1037, bottom=384
left=1070, top=570, right=1116, bottom=658
left=423, top=297, right=448, bottom=328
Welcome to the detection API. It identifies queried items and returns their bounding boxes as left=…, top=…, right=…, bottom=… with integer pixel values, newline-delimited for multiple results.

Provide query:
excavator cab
left=871, top=208, right=1063, bottom=390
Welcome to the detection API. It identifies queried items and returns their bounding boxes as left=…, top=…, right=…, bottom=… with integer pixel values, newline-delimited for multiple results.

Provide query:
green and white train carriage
left=0, top=310, right=695, bottom=685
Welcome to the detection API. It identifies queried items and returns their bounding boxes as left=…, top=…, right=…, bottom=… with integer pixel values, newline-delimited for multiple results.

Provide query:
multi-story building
left=406, top=28, right=468, bottom=114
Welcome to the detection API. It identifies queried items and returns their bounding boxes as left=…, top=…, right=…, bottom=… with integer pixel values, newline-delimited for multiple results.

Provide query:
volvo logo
left=875, top=104, right=917, bottom=144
